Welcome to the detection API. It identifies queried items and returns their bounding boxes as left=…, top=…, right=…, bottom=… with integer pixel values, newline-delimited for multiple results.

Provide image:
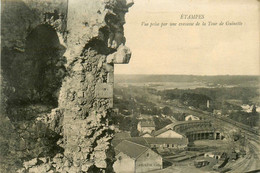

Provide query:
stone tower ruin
left=1, top=0, right=133, bottom=172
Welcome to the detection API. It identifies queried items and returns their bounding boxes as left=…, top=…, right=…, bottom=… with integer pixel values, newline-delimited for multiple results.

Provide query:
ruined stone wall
left=1, top=0, right=133, bottom=172
left=1, top=0, right=67, bottom=107
left=1, top=0, right=67, bottom=49
left=1, top=1, right=68, bottom=172
left=58, top=0, right=133, bottom=172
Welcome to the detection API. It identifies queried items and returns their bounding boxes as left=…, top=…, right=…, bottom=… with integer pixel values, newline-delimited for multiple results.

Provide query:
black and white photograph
left=1, top=0, right=259, bottom=172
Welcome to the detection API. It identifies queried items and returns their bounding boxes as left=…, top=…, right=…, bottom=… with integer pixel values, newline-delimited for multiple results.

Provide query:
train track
left=166, top=105, right=260, bottom=172
left=215, top=116, right=259, bottom=135
left=192, top=109, right=260, bottom=172
left=225, top=137, right=260, bottom=172
left=189, top=108, right=259, bottom=136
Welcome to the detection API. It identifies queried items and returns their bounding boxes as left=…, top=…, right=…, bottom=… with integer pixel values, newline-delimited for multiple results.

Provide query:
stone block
left=95, top=83, right=113, bottom=98
left=106, top=44, right=131, bottom=64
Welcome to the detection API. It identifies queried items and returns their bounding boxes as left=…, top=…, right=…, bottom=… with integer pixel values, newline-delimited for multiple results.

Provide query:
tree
left=162, top=106, right=172, bottom=115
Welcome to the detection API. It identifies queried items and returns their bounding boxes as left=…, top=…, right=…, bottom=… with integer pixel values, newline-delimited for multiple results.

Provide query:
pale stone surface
left=106, top=44, right=132, bottom=64
left=23, top=158, right=38, bottom=169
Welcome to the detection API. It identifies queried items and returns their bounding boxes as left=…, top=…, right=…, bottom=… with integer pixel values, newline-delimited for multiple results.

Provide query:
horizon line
left=114, top=74, right=260, bottom=76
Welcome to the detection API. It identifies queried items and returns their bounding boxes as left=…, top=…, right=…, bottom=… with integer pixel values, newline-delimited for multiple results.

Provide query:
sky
left=114, top=0, right=260, bottom=75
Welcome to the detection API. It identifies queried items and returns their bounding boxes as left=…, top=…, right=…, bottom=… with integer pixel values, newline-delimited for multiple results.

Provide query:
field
left=111, top=75, right=260, bottom=132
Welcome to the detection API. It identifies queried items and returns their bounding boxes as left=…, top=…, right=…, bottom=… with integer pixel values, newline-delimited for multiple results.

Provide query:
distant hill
left=114, top=74, right=260, bottom=85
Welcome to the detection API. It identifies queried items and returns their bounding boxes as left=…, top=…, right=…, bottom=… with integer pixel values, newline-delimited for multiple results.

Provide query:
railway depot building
left=144, top=137, right=188, bottom=149
left=156, top=120, right=225, bottom=141
left=113, top=140, right=163, bottom=173
left=153, top=127, right=184, bottom=138
left=112, top=137, right=188, bottom=151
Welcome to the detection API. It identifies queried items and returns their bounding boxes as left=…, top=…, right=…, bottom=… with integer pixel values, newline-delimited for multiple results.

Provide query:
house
left=112, top=137, right=188, bottom=150
left=154, top=127, right=183, bottom=138
left=213, top=110, right=222, bottom=116
left=113, top=140, right=162, bottom=173
left=140, top=132, right=153, bottom=138
left=185, top=115, right=200, bottom=121
left=112, top=132, right=132, bottom=147
left=144, top=137, right=188, bottom=150
left=154, top=129, right=183, bottom=138
left=241, top=104, right=260, bottom=113
left=137, top=120, right=155, bottom=134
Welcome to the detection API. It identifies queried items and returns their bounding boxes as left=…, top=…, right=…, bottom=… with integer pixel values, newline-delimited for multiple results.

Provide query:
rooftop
left=115, top=140, right=149, bottom=159
left=154, top=120, right=211, bottom=136
left=139, top=120, right=155, bottom=127
left=114, top=132, right=131, bottom=139
left=154, top=128, right=181, bottom=136
left=144, top=137, right=188, bottom=145
left=113, top=137, right=188, bottom=148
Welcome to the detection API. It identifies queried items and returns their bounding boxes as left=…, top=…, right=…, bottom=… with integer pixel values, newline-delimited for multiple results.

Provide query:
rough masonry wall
left=1, top=1, right=68, bottom=172
left=59, top=0, right=133, bottom=172
left=1, top=0, right=67, bottom=107
left=1, top=0, right=133, bottom=172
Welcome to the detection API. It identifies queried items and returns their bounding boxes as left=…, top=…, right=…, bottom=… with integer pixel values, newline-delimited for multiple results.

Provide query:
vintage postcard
left=1, top=0, right=259, bottom=173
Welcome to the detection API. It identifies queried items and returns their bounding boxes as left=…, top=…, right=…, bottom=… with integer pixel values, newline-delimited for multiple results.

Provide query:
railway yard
left=150, top=110, right=260, bottom=173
